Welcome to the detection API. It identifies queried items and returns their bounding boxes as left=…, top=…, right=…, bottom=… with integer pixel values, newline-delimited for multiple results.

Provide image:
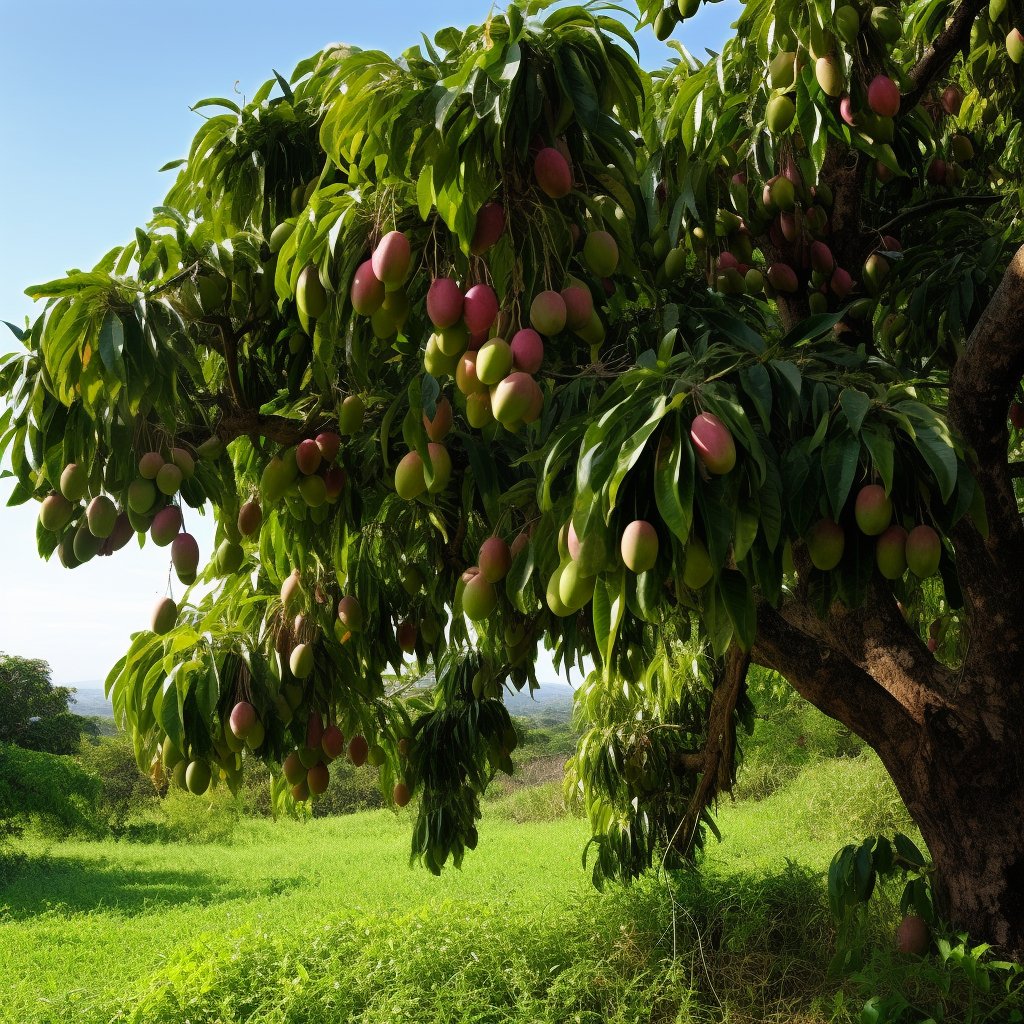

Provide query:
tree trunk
left=877, top=709, right=1024, bottom=952
left=753, top=601, right=1024, bottom=954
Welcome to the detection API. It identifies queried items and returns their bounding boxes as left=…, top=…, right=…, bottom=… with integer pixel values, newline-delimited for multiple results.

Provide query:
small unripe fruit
left=863, top=253, right=890, bottom=296
left=690, top=413, right=737, bottom=475
left=583, top=230, right=619, bottom=277
left=127, top=478, right=157, bottom=514
left=229, top=701, right=257, bottom=739
left=393, top=782, right=411, bottom=807
left=39, top=493, right=73, bottom=533
left=348, top=735, right=369, bottom=767
left=769, top=51, right=796, bottom=90
left=875, top=525, right=908, bottom=579
left=683, top=539, right=713, bottom=589
left=906, top=525, right=942, bottom=578
left=322, top=725, right=345, bottom=760
left=151, top=596, right=178, bottom=635
left=138, top=452, right=164, bottom=479
left=281, top=569, right=302, bottom=612
left=807, top=518, right=845, bottom=571
left=395, top=451, right=426, bottom=500
left=466, top=392, right=493, bottom=428
left=479, top=537, right=512, bottom=583
left=815, top=56, right=843, bottom=98
left=297, top=475, right=326, bottom=507
left=463, top=283, right=498, bottom=335
left=156, top=463, right=183, bottom=496
left=766, top=94, right=796, bottom=133
left=337, top=595, right=363, bottom=633
left=867, top=75, right=900, bottom=118
left=170, top=448, right=195, bottom=479
left=491, top=372, right=537, bottom=425
left=511, top=329, right=544, bottom=373
left=463, top=572, right=498, bottom=621
left=291, top=780, right=310, bottom=802
left=1009, top=28, right=1024, bottom=63
left=831, top=266, right=854, bottom=298
left=620, top=520, right=659, bottom=573
left=534, top=147, right=572, bottom=198
left=238, top=501, right=262, bottom=537
left=371, top=230, right=411, bottom=287
left=530, top=291, right=568, bottom=336
left=424, top=397, right=453, bottom=441
left=296, top=265, right=328, bottom=321
left=290, top=642, right=314, bottom=679
left=185, top=760, right=211, bottom=795
left=471, top=202, right=505, bottom=255
left=425, top=443, right=451, bottom=493
left=60, top=463, right=89, bottom=502
left=216, top=539, right=244, bottom=574
left=86, top=495, right=117, bottom=538
left=476, top=338, right=514, bottom=385
left=854, top=484, right=893, bottom=536
left=397, top=620, right=417, bottom=653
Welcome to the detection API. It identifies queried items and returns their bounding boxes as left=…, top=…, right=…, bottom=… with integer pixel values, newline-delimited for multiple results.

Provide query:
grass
left=0, top=751, right=907, bottom=1024
left=1, top=701, right=1017, bottom=1024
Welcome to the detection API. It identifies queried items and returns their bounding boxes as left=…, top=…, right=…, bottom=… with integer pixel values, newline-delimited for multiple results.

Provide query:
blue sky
left=0, top=1, right=736, bottom=685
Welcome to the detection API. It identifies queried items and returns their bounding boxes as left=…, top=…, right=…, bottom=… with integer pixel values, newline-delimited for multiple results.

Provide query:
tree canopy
left=2, top=0, right=1023, bottom=940
left=0, top=654, right=88, bottom=756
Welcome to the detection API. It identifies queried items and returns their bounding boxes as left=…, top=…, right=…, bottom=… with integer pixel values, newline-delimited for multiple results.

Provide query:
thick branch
left=752, top=603, right=913, bottom=751
left=902, top=0, right=987, bottom=110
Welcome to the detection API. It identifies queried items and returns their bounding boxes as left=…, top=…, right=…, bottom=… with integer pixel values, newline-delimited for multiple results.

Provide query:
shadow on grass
left=0, top=853, right=300, bottom=920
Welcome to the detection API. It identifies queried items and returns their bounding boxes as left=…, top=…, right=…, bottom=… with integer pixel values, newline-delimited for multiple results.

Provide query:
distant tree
left=0, top=654, right=85, bottom=755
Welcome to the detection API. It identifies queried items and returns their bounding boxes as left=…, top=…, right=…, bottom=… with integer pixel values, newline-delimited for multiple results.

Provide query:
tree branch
left=902, top=0, right=987, bottom=111
left=669, top=644, right=750, bottom=858
left=752, top=603, right=914, bottom=751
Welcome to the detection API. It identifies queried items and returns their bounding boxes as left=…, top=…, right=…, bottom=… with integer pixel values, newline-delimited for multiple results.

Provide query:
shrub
left=77, top=734, right=159, bottom=833
left=0, top=742, right=103, bottom=853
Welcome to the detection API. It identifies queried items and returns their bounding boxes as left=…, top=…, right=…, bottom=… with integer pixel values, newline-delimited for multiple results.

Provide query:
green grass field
left=0, top=750, right=919, bottom=1024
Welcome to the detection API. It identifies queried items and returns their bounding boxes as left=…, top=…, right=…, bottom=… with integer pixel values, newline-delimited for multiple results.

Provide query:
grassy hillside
left=0, top=750, right=953, bottom=1024
left=2, top=694, right=1019, bottom=1023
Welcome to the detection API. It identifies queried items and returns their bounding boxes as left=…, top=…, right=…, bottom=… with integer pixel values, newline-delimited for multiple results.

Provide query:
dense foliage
left=2, top=0, right=1022, bottom=912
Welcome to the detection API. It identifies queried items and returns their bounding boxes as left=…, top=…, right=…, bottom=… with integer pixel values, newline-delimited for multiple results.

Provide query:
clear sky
left=0, top=1, right=736, bottom=685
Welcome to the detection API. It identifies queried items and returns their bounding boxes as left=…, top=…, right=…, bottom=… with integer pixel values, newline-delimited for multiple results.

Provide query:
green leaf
left=654, top=420, right=694, bottom=544
left=839, top=388, right=871, bottom=435
left=719, top=570, right=755, bottom=650
left=914, top=425, right=958, bottom=503
left=98, top=310, right=127, bottom=383
left=861, top=426, right=895, bottom=494
left=821, top=432, right=860, bottom=518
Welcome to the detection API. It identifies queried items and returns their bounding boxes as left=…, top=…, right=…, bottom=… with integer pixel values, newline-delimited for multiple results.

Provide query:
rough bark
left=749, top=237, right=1024, bottom=946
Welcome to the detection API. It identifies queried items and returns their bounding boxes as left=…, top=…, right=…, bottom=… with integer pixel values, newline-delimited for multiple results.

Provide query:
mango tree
left=2, top=0, right=1023, bottom=950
